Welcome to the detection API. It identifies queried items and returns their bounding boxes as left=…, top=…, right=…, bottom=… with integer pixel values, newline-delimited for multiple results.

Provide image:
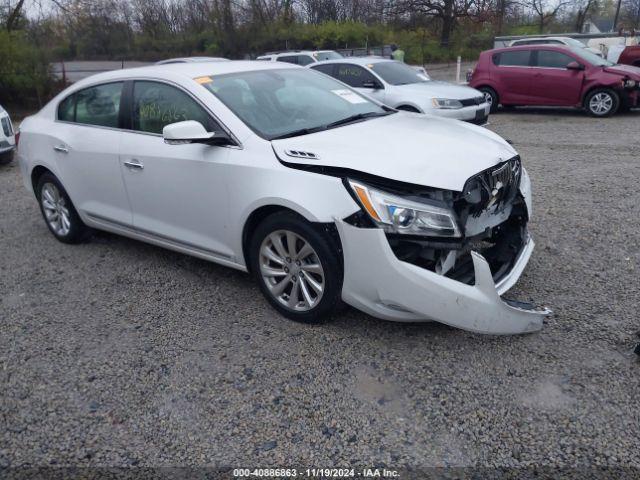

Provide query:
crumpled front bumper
left=336, top=219, right=550, bottom=335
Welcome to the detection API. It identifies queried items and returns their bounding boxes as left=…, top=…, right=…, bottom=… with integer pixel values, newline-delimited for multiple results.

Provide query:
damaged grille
left=463, top=156, right=521, bottom=216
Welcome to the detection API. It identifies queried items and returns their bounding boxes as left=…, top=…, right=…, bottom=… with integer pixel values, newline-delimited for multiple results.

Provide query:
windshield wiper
left=270, top=125, right=327, bottom=140
left=325, top=111, right=392, bottom=129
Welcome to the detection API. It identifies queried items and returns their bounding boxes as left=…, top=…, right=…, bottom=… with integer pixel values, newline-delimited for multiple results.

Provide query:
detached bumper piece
left=336, top=220, right=551, bottom=335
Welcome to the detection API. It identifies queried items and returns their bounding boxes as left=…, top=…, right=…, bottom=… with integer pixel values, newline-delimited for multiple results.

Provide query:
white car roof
left=155, top=57, right=230, bottom=65
left=312, top=57, right=394, bottom=66
left=67, top=60, right=299, bottom=89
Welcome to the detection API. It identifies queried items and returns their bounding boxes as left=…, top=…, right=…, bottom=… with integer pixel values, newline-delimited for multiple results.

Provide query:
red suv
left=469, top=45, right=640, bottom=117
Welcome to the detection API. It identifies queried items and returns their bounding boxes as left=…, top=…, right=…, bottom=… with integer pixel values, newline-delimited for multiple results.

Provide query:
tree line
left=1, top=0, right=639, bottom=105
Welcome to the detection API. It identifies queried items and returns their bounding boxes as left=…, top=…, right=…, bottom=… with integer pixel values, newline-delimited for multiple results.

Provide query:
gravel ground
left=1, top=107, right=639, bottom=473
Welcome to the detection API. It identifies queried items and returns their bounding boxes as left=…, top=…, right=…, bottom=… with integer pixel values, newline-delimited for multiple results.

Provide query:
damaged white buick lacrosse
left=17, top=61, right=550, bottom=334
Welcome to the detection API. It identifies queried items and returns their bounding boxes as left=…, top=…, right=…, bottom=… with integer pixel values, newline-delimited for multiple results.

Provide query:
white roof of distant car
left=510, top=36, right=583, bottom=45
left=155, top=57, right=230, bottom=64
left=313, top=57, right=394, bottom=66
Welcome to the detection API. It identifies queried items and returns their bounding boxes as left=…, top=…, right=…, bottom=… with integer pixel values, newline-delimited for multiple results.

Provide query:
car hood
left=271, top=112, right=517, bottom=192
left=604, top=64, right=640, bottom=78
left=392, top=81, right=482, bottom=100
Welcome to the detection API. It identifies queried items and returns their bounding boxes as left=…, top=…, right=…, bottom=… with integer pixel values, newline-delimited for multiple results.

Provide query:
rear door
left=529, top=49, right=584, bottom=105
left=492, top=50, right=533, bottom=104
left=52, top=82, right=132, bottom=226
left=118, top=80, right=234, bottom=259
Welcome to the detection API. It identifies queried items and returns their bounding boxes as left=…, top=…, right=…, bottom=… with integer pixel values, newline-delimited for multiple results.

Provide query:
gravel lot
left=1, top=107, right=639, bottom=472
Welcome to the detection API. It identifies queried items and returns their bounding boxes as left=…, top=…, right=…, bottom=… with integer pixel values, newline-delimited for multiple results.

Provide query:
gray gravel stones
left=1, top=108, right=639, bottom=469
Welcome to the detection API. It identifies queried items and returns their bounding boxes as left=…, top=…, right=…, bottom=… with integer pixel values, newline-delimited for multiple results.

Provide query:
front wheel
left=249, top=212, right=343, bottom=324
left=479, top=87, right=499, bottom=113
left=36, top=172, right=89, bottom=243
left=585, top=89, right=619, bottom=117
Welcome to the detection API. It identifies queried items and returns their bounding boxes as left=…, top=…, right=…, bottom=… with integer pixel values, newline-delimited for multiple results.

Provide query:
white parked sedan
left=0, top=104, right=16, bottom=164
left=310, top=57, right=491, bottom=124
left=17, top=61, right=550, bottom=334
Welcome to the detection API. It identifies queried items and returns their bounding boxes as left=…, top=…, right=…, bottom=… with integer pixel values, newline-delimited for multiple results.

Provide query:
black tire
left=0, top=150, right=13, bottom=165
left=479, top=86, right=499, bottom=113
left=584, top=88, right=619, bottom=117
left=36, top=172, right=89, bottom=243
left=249, top=211, right=343, bottom=324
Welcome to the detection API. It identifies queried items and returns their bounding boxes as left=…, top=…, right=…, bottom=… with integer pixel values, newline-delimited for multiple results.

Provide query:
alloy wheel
left=41, top=183, right=71, bottom=236
left=589, top=92, right=613, bottom=115
left=483, top=91, right=493, bottom=106
left=259, top=230, right=325, bottom=312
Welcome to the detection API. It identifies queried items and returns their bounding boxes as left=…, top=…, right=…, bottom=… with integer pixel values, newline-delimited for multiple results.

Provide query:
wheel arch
left=30, top=165, right=54, bottom=197
left=241, top=203, right=343, bottom=274
left=581, top=85, right=619, bottom=107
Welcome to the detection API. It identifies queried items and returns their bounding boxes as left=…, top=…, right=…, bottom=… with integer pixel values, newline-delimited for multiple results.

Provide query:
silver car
left=310, top=57, right=491, bottom=124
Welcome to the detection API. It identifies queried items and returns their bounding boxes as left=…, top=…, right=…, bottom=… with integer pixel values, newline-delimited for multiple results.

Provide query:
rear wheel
left=36, top=172, right=89, bottom=243
left=249, top=211, right=342, bottom=323
left=479, top=87, right=499, bottom=113
left=584, top=88, right=619, bottom=117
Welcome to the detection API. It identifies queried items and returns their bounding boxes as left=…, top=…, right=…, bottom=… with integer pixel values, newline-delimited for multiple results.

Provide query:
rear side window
left=334, top=64, right=378, bottom=88
left=58, top=95, right=75, bottom=122
left=132, top=81, right=217, bottom=135
left=277, top=56, right=300, bottom=65
left=494, top=50, right=531, bottom=67
left=310, top=64, right=335, bottom=75
left=296, top=55, right=315, bottom=66
left=75, top=83, right=123, bottom=127
left=58, top=82, right=123, bottom=128
left=536, top=50, right=574, bottom=68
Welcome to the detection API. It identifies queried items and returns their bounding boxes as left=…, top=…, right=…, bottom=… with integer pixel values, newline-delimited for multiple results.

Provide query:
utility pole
left=613, top=0, right=622, bottom=31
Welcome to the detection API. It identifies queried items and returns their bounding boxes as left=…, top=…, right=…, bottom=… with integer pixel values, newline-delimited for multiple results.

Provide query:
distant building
left=582, top=18, right=615, bottom=34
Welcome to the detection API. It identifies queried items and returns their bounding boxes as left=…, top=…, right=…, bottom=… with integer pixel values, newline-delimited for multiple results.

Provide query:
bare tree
left=517, top=0, right=569, bottom=33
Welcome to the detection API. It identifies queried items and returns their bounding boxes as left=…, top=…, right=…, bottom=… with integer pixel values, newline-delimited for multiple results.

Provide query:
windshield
left=569, top=47, right=614, bottom=66
left=201, top=68, right=388, bottom=140
left=370, top=61, right=429, bottom=85
left=314, top=51, right=343, bottom=61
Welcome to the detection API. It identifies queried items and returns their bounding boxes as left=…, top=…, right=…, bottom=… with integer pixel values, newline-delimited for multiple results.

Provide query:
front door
left=334, top=64, right=387, bottom=103
left=118, top=80, right=233, bottom=259
left=529, top=50, right=584, bottom=106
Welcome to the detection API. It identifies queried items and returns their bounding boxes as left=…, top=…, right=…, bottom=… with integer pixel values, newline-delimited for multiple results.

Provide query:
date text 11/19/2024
left=233, top=468, right=400, bottom=478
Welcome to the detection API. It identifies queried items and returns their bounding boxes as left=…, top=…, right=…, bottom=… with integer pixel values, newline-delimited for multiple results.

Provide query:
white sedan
left=310, top=57, right=491, bottom=124
left=0, top=104, right=16, bottom=164
left=17, top=61, right=549, bottom=334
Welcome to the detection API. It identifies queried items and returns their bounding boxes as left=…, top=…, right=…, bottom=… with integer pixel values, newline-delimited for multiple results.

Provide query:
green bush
left=0, top=30, right=56, bottom=106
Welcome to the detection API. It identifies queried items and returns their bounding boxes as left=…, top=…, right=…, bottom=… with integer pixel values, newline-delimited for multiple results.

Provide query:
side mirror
left=163, top=120, right=232, bottom=146
left=566, top=61, right=585, bottom=71
left=362, top=80, right=382, bottom=89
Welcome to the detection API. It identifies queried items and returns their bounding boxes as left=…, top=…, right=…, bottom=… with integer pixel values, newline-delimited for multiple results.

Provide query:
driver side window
left=132, top=81, right=218, bottom=135
left=335, top=64, right=378, bottom=88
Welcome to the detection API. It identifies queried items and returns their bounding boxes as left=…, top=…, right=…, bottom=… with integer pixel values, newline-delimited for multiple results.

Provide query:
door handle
left=53, top=145, right=69, bottom=154
left=123, top=159, right=144, bottom=170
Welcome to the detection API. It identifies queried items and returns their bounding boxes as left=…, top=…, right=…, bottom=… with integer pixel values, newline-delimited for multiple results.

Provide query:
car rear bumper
left=336, top=219, right=550, bottom=335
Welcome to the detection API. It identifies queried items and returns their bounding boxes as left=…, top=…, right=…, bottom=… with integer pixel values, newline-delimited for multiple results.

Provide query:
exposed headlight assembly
left=347, top=180, right=461, bottom=237
left=623, top=79, right=637, bottom=88
left=431, top=98, right=463, bottom=109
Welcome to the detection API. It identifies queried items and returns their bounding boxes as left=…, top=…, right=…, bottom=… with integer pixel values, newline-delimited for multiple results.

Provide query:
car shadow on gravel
left=89, top=229, right=474, bottom=340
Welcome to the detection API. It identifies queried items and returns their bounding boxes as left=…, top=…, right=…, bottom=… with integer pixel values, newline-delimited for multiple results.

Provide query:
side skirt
left=84, top=213, right=248, bottom=273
